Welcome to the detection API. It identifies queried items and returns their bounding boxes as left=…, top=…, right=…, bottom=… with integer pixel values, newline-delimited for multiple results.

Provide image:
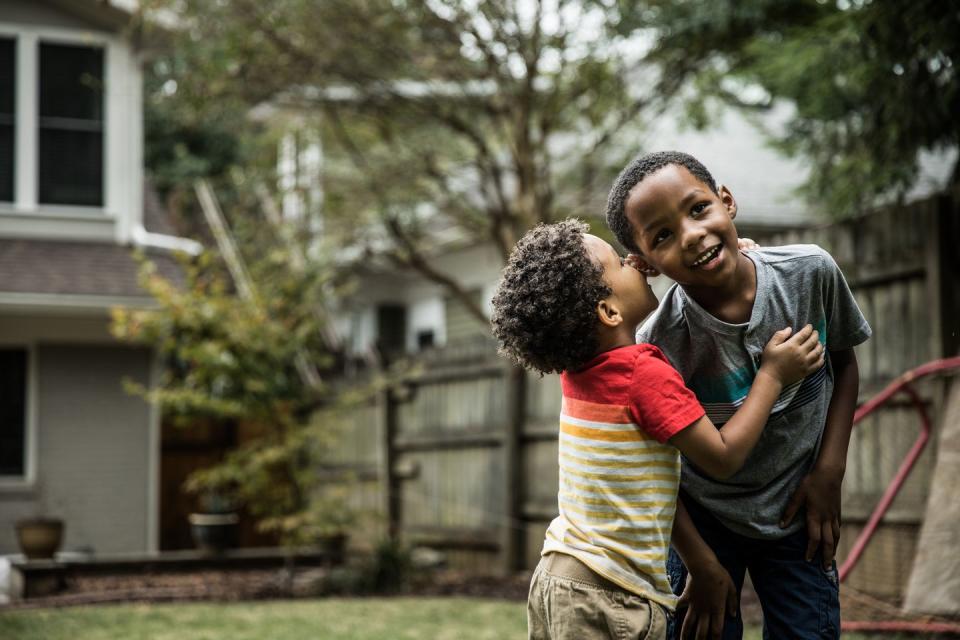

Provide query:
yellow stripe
left=563, top=528, right=668, bottom=564
left=563, top=440, right=673, bottom=457
left=560, top=452, right=678, bottom=470
left=560, top=422, right=651, bottom=442
left=558, top=492, right=675, bottom=510
left=562, top=476, right=679, bottom=493
left=559, top=464, right=680, bottom=483
left=561, top=502, right=672, bottom=522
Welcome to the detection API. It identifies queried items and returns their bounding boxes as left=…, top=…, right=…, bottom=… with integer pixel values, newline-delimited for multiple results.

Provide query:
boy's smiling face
left=624, top=164, right=741, bottom=290
left=583, top=234, right=659, bottom=330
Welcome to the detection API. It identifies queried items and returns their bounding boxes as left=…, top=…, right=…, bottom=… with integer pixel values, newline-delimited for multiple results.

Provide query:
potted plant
left=14, top=517, right=64, bottom=560
left=188, top=493, right=239, bottom=554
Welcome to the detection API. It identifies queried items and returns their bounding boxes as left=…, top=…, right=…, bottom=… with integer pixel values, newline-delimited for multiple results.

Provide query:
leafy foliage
left=112, top=243, right=363, bottom=545
left=634, top=0, right=960, bottom=215
left=139, top=0, right=672, bottom=320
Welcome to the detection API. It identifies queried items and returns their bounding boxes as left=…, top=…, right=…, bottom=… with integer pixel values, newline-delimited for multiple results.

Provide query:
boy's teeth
left=693, top=246, right=720, bottom=266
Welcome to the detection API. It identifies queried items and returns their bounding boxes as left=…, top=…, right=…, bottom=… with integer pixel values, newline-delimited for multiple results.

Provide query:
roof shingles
left=0, top=239, right=183, bottom=298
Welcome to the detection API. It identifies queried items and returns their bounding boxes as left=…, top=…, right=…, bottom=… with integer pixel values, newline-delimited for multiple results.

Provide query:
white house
left=0, top=0, right=196, bottom=556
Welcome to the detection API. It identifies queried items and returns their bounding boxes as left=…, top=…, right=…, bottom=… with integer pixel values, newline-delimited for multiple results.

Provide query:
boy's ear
left=596, top=299, right=623, bottom=328
left=718, top=184, right=738, bottom=220
left=626, top=253, right=660, bottom=278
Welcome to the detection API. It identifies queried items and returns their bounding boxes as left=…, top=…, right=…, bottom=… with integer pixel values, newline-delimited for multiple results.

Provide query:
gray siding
left=0, top=345, right=153, bottom=555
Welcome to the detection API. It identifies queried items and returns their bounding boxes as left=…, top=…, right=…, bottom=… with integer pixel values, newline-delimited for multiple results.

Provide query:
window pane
left=39, top=43, right=103, bottom=121
left=0, top=349, right=27, bottom=477
left=38, top=42, right=104, bottom=206
left=39, top=128, right=103, bottom=206
left=0, top=38, right=14, bottom=203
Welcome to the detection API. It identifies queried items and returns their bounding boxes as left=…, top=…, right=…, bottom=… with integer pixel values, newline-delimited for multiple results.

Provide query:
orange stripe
left=562, top=396, right=632, bottom=423
left=561, top=422, right=647, bottom=442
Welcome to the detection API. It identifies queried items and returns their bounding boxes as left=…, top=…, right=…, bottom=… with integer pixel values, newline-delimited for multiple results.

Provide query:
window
left=38, top=42, right=104, bottom=206
left=0, top=38, right=14, bottom=203
left=0, top=349, right=28, bottom=478
left=416, top=330, right=435, bottom=351
left=376, top=304, right=407, bottom=360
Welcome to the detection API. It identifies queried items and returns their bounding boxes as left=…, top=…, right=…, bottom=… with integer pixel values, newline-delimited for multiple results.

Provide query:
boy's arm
left=672, top=497, right=738, bottom=640
left=669, top=325, right=823, bottom=479
left=781, top=347, right=859, bottom=568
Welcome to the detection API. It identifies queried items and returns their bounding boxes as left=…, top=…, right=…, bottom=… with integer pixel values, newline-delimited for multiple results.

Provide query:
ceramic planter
left=15, top=518, right=64, bottom=560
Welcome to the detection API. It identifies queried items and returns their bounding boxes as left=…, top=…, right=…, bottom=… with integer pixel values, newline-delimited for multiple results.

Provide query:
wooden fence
left=331, top=192, right=959, bottom=598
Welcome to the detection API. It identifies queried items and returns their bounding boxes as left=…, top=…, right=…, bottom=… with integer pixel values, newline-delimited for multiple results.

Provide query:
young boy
left=605, top=151, right=872, bottom=639
left=490, top=219, right=824, bottom=639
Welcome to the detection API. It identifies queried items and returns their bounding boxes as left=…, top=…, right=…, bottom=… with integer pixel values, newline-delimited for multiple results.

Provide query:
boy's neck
left=596, top=324, right=638, bottom=355
left=681, top=251, right=757, bottom=324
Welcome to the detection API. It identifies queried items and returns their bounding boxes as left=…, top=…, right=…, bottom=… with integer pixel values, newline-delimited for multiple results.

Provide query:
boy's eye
left=653, top=229, right=671, bottom=246
left=691, top=202, right=709, bottom=216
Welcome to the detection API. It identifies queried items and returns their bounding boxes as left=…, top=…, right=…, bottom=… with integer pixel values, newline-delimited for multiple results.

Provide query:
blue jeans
left=667, top=496, right=840, bottom=640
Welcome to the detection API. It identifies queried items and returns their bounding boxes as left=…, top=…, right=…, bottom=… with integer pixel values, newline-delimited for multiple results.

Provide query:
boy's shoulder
left=637, top=283, right=687, bottom=340
left=752, top=243, right=833, bottom=268
left=752, top=244, right=845, bottom=292
left=562, top=343, right=675, bottom=401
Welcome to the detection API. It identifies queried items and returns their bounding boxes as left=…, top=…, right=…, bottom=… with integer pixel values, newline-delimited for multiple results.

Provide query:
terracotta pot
left=15, top=518, right=64, bottom=560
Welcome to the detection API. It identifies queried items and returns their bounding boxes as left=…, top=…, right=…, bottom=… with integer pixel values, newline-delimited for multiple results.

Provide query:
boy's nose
left=680, top=220, right=707, bottom=249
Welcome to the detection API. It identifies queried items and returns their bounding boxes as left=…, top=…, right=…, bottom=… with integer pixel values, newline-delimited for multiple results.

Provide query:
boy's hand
left=759, top=324, right=824, bottom=386
left=780, top=467, right=844, bottom=569
left=678, top=560, right=738, bottom=639
left=737, top=237, right=759, bottom=252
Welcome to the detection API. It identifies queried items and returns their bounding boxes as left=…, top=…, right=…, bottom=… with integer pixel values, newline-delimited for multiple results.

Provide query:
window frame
left=0, top=23, right=119, bottom=220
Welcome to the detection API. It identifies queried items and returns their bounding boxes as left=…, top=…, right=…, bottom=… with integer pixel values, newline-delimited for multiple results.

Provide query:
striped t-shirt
left=542, top=343, right=704, bottom=610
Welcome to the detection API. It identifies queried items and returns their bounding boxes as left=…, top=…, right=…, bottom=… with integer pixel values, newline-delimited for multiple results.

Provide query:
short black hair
left=490, top=219, right=610, bottom=375
left=605, top=151, right=718, bottom=253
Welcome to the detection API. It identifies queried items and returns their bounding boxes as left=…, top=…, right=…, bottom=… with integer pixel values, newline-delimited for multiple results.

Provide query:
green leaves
left=642, top=0, right=960, bottom=216
left=111, top=227, right=354, bottom=545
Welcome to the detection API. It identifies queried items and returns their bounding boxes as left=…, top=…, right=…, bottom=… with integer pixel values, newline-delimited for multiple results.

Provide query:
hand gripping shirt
left=637, top=245, right=872, bottom=539
left=541, top=343, right=704, bottom=611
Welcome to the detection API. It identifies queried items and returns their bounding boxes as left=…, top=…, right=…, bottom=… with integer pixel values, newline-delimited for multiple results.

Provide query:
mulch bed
left=2, top=566, right=533, bottom=610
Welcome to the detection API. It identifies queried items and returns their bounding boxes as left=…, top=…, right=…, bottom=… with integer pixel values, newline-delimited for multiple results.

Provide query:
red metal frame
left=838, top=355, right=960, bottom=634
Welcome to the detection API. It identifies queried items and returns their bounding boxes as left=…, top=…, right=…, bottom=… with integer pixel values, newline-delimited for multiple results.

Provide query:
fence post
left=929, top=193, right=960, bottom=359
left=381, top=388, right=401, bottom=540
left=501, top=364, right=526, bottom=573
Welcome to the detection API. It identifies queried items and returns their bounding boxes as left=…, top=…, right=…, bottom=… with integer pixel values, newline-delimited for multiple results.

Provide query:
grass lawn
left=0, top=598, right=920, bottom=639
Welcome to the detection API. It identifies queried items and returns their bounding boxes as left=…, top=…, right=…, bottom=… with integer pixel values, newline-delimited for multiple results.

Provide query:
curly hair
left=490, top=219, right=611, bottom=375
left=605, top=151, right=718, bottom=253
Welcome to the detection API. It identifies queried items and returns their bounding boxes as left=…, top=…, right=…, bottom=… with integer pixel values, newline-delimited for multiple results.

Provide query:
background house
left=332, top=104, right=957, bottom=361
left=331, top=108, right=819, bottom=360
left=0, top=0, right=195, bottom=557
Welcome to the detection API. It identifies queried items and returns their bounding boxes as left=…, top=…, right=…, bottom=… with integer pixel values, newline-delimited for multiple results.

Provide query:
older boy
left=605, top=151, right=872, bottom=639
left=490, top=219, right=823, bottom=639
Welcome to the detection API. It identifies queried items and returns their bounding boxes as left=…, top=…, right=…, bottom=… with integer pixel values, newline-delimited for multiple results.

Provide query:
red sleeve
left=627, top=346, right=705, bottom=443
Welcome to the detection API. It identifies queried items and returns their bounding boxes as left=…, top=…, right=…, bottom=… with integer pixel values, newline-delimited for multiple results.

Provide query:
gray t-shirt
left=637, top=245, right=872, bottom=539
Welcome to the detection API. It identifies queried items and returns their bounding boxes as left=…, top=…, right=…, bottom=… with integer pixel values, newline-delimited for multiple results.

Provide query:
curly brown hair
left=490, top=219, right=611, bottom=374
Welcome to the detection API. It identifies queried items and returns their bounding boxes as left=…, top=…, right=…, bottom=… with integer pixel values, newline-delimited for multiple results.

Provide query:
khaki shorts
left=527, top=553, right=667, bottom=640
